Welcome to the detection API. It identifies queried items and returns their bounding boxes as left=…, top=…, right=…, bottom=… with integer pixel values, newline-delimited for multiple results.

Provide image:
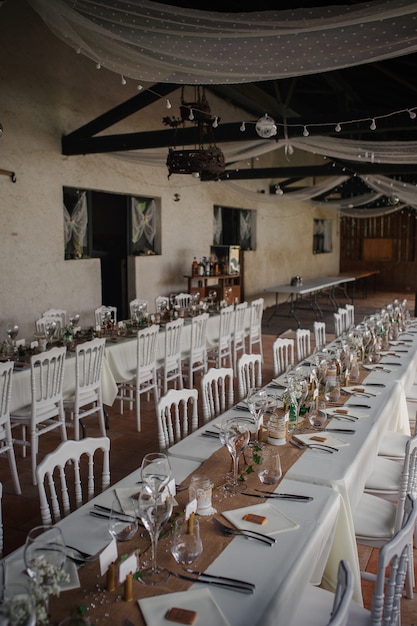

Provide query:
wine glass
left=246, top=387, right=267, bottom=447
left=308, top=400, right=327, bottom=429
left=24, top=525, right=66, bottom=584
left=108, top=498, right=138, bottom=542
left=141, top=452, right=172, bottom=497
left=222, top=416, right=251, bottom=494
left=44, top=321, right=57, bottom=345
left=171, top=517, right=203, bottom=565
left=137, top=487, right=173, bottom=585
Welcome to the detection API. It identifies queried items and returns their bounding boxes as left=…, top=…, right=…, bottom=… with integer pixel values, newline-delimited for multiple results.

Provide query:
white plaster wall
left=0, top=0, right=339, bottom=341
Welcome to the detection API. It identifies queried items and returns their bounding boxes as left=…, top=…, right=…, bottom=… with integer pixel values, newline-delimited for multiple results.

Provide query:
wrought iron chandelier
left=164, top=86, right=225, bottom=181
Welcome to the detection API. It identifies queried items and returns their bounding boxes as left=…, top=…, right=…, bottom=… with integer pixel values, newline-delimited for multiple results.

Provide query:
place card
left=118, top=552, right=138, bottom=584
left=99, top=537, right=118, bottom=576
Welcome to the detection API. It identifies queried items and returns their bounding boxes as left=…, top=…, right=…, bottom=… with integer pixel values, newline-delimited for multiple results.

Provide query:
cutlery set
left=168, top=568, right=255, bottom=593
left=290, top=438, right=338, bottom=453
left=242, top=492, right=313, bottom=502
left=212, top=517, right=276, bottom=546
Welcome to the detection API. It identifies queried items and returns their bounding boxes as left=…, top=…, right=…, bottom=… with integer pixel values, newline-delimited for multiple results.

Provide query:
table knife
left=364, top=383, right=385, bottom=387
left=345, top=403, right=371, bottom=409
left=253, top=490, right=313, bottom=501
left=168, top=569, right=254, bottom=593
left=321, top=428, right=355, bottom=434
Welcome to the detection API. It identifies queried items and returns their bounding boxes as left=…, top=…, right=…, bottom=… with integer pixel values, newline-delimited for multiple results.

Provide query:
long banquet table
left=9, top=310, right=249, bottom=413
left=168, top=324, right=417, bottom=604
left=2, top=444, right=340, bottom=626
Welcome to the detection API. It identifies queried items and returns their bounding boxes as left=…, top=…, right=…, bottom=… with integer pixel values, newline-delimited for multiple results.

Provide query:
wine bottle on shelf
left=192, top=257, right=198, bottom=277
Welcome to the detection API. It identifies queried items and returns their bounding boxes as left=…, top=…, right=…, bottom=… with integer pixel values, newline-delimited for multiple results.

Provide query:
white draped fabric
left=63, top=190, right=88, bottom=252
left=27, top=0, right=417, bottom=85
left=131, top=197, right=157, bottom=245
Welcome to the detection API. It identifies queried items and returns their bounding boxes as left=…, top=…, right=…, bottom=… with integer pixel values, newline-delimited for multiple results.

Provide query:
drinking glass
left=287, top=374, right=309, bottom=433
left=137, top=488, right=173, bottom=585
left=308, top=400, right=327, bottom=429
left=24, top=525, right=66, bottom=584
left=141, top=452, right=172, bottom=496
left=246, top=387, right=267, bottom=447
left=171, top=517, right=203, bottom=565
left=108, top=498, right=138, bottom=542
left=257, top=448, right=282, bottom=485
left=221, top=417, right=251, bottom=494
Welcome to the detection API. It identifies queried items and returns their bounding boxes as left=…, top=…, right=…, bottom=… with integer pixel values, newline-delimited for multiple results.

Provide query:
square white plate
left=222, top=502, right=298, bottom=536
left=139, top=588, right=231, bottom=626
left=294, top=432, right=349, bottom=448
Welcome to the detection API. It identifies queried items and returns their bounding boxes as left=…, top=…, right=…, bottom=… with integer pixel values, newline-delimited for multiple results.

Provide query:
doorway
left=91, top=191, right=129, bottom=320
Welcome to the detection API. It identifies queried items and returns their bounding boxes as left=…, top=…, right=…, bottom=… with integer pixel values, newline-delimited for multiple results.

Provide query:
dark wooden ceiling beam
left=220, top=162, right=417, bottom=180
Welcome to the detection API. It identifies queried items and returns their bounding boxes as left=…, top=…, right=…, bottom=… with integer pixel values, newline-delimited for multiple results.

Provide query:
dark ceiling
left=62, top=0, right=417, bottom=194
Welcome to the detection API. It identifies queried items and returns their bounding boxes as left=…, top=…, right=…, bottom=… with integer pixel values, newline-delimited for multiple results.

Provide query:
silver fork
left=212, top=518, right=275, bottom=546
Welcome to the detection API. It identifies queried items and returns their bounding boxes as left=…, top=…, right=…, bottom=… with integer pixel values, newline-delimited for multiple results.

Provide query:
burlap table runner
left=50, top=364, right=374, bottom=624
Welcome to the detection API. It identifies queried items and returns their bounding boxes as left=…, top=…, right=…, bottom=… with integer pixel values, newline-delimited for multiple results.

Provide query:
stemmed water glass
left=24, top=525, right=66, bottom=582
left=171, top=516, right=203, bottom=565
left=246, top=387, right=267, bottom=447
left=141, top=452, right=172, bottom=497
left=108, top=497, right=138, bottom=542
left=221, top=416, right=251, bottom=494
left=137, top=487, right=173, bottom=585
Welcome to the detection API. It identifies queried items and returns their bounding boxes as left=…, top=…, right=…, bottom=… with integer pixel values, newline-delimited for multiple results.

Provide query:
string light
left=240, top=122, right=246, bottom=132
left=303, top=125, right=309, bottom=137
left=370, top=118, right=376, bottom=130
left=96, top=63, right=101, bottom=69
left=166, top=99, right=172, bottom=109
left=409, top=109, right=417, bottom=119
left=189, top=108, right=194, bottom=121
left=121, top=75, right=127, bottom=85
left=335, top=123, right=342, bottom=132
left=137, top=84, right=143, bottom=91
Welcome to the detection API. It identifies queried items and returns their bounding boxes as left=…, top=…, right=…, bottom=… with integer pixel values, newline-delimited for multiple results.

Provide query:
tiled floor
left=1, top=293, right=416, bottom=623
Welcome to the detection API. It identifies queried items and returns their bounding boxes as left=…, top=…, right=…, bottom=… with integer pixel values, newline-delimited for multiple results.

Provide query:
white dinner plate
left=294, top=432, right=349, bottom=448
left=4, top=554, right=80, bottom=591
left=139, top=588, right=231, bottom=626
left=341, top=385, right=382, bottom=395
left=327, top=407, right=370, bottom=419
left=222, top=502, right=298, bottom=536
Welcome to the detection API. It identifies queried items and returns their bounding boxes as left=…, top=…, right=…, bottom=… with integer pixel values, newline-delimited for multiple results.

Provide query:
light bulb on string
left=212, top=116, right=218, bottom=128
left=240, top=122, right=246, bottom=132
left=409, top=110, right=417, bottom=119
left=137, top=84, right=143, bottom=91
left=166, top=99, right=172, bottom=109
left=96, top=63, right=101, bottom=70
left=335, top=123, right=342, bottom=132
left=189, top=109, right=194, bottom=121
left=370, top=118, right=376, bottom=130
left=121, top=75, right=127, bottom=86
left=303, top=126, right=309, bottom=137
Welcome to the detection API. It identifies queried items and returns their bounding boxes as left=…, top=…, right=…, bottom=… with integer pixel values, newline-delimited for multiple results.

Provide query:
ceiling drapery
left=27, top=0, right=417, bottom=85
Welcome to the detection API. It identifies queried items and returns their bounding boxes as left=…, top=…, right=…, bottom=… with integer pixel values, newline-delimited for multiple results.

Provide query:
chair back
left=129, top=299, right=148, bottom=319
left=248, top=298, right=264, bottom=356
left=327, top=560, right=354, bottom=626
left=237, top=353, right=262, bottom=399
left=313, top=321, right=326, bottom=351
left=157, top=388, right=198, bottom=450
left=393, top=433, right=417, bottom=534
left=35, top=316, right=64, bottom=339
left=42, top=309, right=67, bottom=326
left=370, top=495, right=417, bottom=626
left=161, top=318, right=184, bottom=393
left=0, top=362, right=13, bottom=434
left=74, top=337, right=105, bottom=399
left=201, top=367, right=234, bottom=423
left=233, top=301, right=248, bottom=368
left=334, top=312, right=343, bottom=338
left=94, top=305, right=117, bottom=327
left=137, top=324, right=160, bottom=384
left=345, top=303, right=355, bottom=329
left=296, top=328, right=311, bottom=362
left=186, top=313, right=209, bottom=383
left=337, top=308, right=349, bottom=333
left=36, top=436, right=110, bottom=525
left=0, top=363, right=20, bottom=495
left=174, top=293, right=192, bottom=309
left=213, top=305, right=234, bottom=368
left=30, top=346, right=67, bottom=416
left=272, top=337, right=295, bottom=377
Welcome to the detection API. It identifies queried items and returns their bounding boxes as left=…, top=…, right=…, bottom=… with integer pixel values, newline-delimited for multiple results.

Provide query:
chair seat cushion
left=288, top=582, right=369, bottom=626
left=378, top=430, right=409, bottom=458
left=364, top=456, right=402, bottom=493
left=353, top=492, right=396, bottom=541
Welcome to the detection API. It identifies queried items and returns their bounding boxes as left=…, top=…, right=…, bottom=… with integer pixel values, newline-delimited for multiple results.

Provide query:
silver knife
left=321, top=428, right=355, bottom=434
left=168, top=569, right=254, bottom=593
left=255, top=489, right=313, bottom=501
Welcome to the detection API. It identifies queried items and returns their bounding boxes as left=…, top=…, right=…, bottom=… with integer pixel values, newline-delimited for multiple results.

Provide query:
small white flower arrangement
left=30, top=556, right=70, bottom=625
